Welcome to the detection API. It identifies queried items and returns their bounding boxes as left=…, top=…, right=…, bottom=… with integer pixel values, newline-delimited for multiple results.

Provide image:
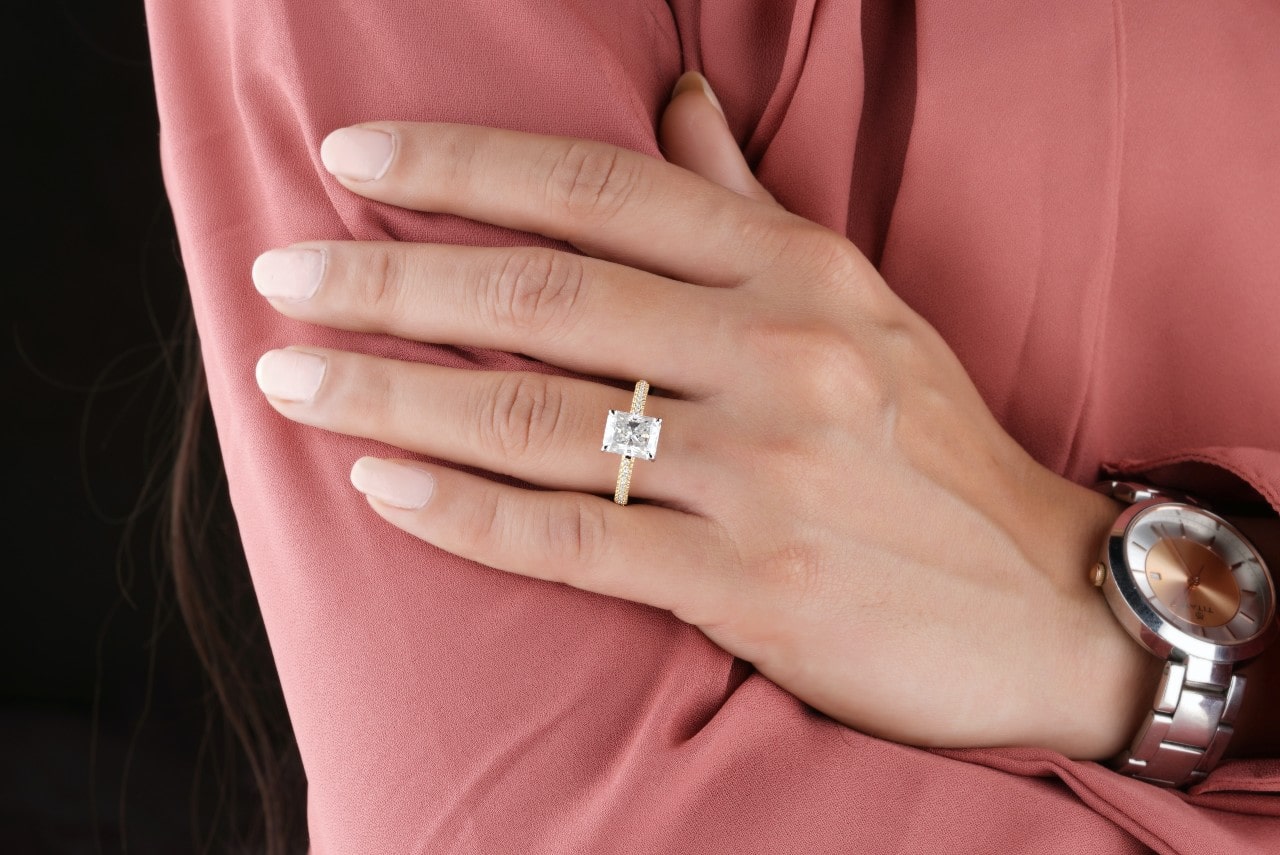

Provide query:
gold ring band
left=614, top=456, right=636, bottom=505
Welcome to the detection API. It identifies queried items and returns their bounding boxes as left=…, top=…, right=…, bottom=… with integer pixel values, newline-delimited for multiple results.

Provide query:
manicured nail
left=252, top=248, right=325, bottom=302
left=672, top=71, right=725, bottom=119
left=320, top=127, right=395, bottom=181
left=351, top=457, right=436, bottom=509
left=255, top=349, right=327, bottom=403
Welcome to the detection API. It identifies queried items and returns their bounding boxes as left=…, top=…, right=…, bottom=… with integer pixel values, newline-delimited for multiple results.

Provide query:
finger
left=318, top=120, right=808, bottom=286
left=251, top=241, right=739, bottom=395
left=349, top=456, right=728, bottom=619
left=660, top=72, right=778, bottom=207
left=255, top=347, right=705, bottom=506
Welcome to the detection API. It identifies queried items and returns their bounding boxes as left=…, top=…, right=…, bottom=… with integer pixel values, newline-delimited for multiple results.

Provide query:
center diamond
left=602, top=410, right=662, bottom=460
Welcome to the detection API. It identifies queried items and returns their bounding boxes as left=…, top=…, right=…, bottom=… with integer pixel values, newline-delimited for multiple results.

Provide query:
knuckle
left=363, top=358, right=397, bottom=416
left=801, top=229, right=869, bottom=290
left=478, top=373, right=565, bottom=462
left=805, top=335, right=882, bottom=405
left=434, top=129, right=482, bottom=196
left=485, top=249, right=586, bottom=338
left=761, top=225, right=873, bottom=301
left=750, top=542, right=829, bottom=600
left=544, top=141, right=644, bottom=221
left=338, top=352, right=395, bottom=423
left=359, top=245, right=408, bottom=319
left=456, top=484, right=505, bottom=549
left=741, top=317, right=883, bottom=416
left=542, top=496, right=608, bottom=580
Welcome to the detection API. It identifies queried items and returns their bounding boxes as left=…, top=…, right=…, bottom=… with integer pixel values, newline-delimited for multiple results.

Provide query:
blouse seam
left=1063, top=0, right=1127, bottom=478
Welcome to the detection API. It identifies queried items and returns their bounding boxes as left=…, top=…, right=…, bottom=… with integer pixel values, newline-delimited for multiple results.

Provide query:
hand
left=251, top=73, right=1159, bottom=758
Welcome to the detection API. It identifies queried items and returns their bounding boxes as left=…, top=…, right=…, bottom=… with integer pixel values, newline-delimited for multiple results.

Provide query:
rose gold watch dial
left=1125, top=504, right=1275, bottom=644
left=1145, top=538, right=1239, bottom=627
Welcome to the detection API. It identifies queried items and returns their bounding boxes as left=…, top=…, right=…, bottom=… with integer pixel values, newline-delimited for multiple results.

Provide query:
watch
left=1091, top=480, right=1278, bottom=787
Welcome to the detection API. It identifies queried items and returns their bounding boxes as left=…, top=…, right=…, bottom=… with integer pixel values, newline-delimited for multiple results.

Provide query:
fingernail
left=351, top=457, right=436, bottom=509
left=252, top=248, right=326, bottom=301
left=320, top=127, right=395, bottom=181
left=672, top=71, right=725, bottom=119
left=255, top=349, right=327, bottom=403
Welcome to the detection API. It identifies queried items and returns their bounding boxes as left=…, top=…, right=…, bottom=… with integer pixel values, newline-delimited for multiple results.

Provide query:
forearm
left=1035, top=478, right=1163, bottom=761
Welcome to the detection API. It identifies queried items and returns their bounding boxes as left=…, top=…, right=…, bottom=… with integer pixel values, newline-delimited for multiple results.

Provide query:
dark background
left=4, top=2, right=219, bottom=850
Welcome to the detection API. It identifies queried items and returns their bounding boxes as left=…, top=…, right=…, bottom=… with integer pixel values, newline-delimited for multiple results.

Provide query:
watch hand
left=1166, top=533, right=1194, bottom=578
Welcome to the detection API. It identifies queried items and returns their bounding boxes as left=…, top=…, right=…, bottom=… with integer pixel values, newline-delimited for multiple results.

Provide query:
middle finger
left=253, top=241, right=739, bottom=396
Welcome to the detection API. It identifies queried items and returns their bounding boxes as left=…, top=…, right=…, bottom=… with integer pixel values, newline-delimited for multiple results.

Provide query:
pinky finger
left=349, top=457, right=727, bottom=618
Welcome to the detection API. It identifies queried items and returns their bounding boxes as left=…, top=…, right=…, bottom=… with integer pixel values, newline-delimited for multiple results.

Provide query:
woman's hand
left=251, top=74, right=1159, bottom=758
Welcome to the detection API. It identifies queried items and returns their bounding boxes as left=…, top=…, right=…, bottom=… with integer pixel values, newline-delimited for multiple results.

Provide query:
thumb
left=659, top=72, right=778, bottom=207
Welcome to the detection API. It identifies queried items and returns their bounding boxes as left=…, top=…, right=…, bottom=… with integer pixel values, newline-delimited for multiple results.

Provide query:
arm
left=254, top=79, right=1274, bottom=765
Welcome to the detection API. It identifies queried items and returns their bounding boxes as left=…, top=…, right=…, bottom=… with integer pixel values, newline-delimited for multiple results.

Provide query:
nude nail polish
left=255, top=349, right=327, bottom=403
left=252, top=248, right=325, bottom=301
left=320, top=127, right=395, bottom=181
left=350, top=457, right=436, bottom=509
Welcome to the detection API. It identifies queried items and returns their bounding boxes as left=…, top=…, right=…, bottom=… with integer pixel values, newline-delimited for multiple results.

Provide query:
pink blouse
left=144, top=0, right=1279, bottom=851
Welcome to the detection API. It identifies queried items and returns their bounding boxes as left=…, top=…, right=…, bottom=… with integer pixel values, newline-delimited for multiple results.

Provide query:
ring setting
left=602, top=381, right=661, bottom=505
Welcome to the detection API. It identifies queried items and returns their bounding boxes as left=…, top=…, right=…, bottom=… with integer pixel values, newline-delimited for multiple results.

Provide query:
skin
left=252, top=73, right=1277, bottom=762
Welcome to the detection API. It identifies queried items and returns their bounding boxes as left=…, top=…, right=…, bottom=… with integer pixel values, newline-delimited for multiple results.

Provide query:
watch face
left=1124, top=504, right=1275, bottom=645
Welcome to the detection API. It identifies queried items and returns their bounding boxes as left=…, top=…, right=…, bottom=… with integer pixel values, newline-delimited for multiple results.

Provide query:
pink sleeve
left=143, top=0, right=1279, bottom=852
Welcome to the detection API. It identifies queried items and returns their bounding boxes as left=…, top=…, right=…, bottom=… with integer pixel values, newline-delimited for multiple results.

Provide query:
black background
left=4, top=2, right=216, bottom=850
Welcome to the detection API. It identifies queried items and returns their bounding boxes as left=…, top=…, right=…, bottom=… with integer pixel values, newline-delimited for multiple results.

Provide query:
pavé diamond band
left=601, top=380, right=662, bottom=505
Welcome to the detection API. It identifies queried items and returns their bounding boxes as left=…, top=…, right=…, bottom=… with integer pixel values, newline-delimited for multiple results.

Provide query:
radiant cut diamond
left=602, top=410, right=662, bottom=460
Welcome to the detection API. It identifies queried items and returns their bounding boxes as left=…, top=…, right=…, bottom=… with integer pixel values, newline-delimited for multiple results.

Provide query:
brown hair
left=168, top=311, right=308, bottom=854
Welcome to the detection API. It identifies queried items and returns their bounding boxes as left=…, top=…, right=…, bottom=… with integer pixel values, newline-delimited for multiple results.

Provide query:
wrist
left=1065, top=581, right=1166, bottom=761
left=1014, top=470, right=1164, bottom=759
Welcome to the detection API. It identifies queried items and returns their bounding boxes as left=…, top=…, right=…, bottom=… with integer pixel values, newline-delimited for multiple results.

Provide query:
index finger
left=319, top=122, right=800, bottom=286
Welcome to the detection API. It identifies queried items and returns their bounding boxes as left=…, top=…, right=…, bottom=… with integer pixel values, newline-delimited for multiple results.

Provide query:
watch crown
left=1091, top=563, right=1107, bottom=587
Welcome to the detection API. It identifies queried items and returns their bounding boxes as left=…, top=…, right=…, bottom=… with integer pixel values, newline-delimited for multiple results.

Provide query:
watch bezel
left=1102, top=501, right=1278, bottom=664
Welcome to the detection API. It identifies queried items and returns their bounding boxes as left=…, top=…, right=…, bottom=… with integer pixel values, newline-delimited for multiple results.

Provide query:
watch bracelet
left=1094, top=480, right=1207, bottom=510
left=1113, top=656, right=1245, bottom=787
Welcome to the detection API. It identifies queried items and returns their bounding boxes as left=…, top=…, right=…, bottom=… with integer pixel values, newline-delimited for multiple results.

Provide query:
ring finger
left=255, top=347, right=706, bottom=506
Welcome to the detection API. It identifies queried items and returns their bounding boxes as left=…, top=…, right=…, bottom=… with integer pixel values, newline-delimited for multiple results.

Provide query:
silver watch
left=1092, top=481, right=1277, bottom=787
